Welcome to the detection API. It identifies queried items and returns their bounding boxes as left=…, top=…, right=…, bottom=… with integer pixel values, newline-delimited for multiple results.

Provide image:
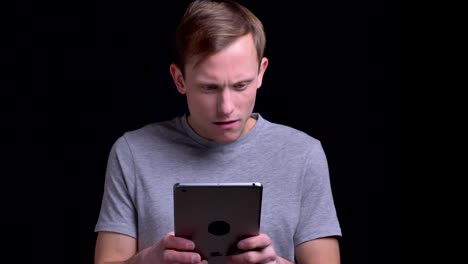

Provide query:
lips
left=213, top=120, right=237, bottom=125
left=212, top=120, right=239, bottom=129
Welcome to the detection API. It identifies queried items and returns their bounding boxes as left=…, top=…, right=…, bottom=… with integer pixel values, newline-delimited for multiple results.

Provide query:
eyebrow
left=196, top=78, right=255, bottom=87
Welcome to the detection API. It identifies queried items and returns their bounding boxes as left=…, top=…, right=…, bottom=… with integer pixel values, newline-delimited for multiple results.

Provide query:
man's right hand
left=95, top=231, right=206, bottom=264
left=150, top=231, right=207, bottom=264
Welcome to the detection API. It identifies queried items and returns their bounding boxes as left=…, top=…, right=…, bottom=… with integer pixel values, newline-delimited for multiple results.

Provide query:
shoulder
left=113, top=116, right=185, bottom=151
left=260, top=116, right=323, bottom=152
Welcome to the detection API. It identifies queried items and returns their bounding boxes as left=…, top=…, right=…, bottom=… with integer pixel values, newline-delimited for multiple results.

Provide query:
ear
left=256, top=57, right=269, bottom=89
left=170, top=63, right=186, bottom=94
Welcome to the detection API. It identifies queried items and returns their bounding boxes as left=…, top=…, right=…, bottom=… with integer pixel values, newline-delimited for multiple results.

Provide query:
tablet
left=173, top=182, right=263, bottom=261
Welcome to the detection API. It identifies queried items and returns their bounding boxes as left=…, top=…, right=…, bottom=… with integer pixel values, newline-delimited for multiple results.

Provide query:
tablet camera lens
left=208, top=221, right=230, bottom=236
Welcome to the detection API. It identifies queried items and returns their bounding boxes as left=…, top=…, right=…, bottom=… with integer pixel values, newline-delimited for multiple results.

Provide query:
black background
left=34, top=0, right=398, bottom=263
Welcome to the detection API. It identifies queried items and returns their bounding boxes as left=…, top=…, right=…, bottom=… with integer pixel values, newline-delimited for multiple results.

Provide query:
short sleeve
left=294, top=142, right=342, bottom=246
left=94, top=135, right=138, bottom=238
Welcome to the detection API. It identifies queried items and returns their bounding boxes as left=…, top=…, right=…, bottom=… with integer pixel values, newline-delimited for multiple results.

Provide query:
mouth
left=213, top=120, right=237, bottom=125
left=213, top=120, right=239, bottom=129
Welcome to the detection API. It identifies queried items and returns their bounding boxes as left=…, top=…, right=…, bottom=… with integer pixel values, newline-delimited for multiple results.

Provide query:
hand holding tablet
left=173, top=182, right=263, bottom=261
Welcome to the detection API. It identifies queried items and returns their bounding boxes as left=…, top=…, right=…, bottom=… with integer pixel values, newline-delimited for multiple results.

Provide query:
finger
left=237, top=233, right=271, bottom=250
left=163, top=233, right=196, bottom=251
left=163, top=249, right=201, bottom=264
left=228, top=243, right=277, bottom=264
left=227, top=249, right=276, bottom=264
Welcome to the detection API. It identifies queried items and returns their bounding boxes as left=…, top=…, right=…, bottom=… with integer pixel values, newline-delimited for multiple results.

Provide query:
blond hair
left=175, top=0, right=266, bottom=72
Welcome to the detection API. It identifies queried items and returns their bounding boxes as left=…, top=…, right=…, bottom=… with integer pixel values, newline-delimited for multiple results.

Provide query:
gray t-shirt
left=95, top=113, right=341, bottom=262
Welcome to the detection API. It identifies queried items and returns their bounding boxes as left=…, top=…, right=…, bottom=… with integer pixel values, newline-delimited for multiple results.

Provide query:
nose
left=217, top=89, right=234, bottom=116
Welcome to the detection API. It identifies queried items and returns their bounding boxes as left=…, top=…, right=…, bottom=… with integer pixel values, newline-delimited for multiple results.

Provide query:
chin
left=213, top=134, right=241, bottom=144
left=213, top=138, right=236, bottom=144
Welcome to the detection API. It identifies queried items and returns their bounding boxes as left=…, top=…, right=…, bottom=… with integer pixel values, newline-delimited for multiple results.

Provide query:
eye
left=233, top=83, right=248, bottom=91
left=201, top=85, right=218, bottom=92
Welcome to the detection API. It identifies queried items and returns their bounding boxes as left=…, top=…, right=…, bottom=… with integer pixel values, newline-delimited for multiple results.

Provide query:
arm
left=94, top=231, right=137, bottom=264
left=295, top=237, right=340, bottom=264
left=94, top=231, right=206, bottom=264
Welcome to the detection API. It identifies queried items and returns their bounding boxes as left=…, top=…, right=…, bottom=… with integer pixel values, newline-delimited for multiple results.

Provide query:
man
left=94, top=0, right=341, bottom=263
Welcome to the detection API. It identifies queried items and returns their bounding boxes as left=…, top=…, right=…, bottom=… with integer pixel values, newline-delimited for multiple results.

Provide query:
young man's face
left=170, top=34, right=268, bottom=144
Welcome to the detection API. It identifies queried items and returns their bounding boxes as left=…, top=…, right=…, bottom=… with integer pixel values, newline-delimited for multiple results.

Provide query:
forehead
left=185, top=34, right=259, bottom=81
